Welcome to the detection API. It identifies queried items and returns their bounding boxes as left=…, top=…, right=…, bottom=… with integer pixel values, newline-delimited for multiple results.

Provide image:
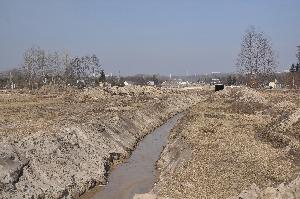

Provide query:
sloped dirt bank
left=0, top=86, right=204, bottom=199
left=83, top=114, right=183, bottom=199
left=141, top=87, right=300, bottom=199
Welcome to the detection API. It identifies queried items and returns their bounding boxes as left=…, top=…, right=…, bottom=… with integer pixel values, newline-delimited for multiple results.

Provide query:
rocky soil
left=0, top=85, right=204, bottom=199
left=147, top=87, right=300, bottom=199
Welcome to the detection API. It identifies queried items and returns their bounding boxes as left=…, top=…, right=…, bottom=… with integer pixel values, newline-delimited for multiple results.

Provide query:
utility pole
left=297, top=46, right=300, bottom=64
left=9, top=72, right=15, bottom=90
left=296, top=46, right=300, bottom=89
left=9, top=72, right=12, bottom=89
left=293, top=74, right=295, bottom=89
left=118, top=70, right=121, bottom=83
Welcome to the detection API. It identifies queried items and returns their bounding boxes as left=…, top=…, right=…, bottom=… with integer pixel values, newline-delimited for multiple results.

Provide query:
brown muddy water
left=82, top=113, right=183, bottom=199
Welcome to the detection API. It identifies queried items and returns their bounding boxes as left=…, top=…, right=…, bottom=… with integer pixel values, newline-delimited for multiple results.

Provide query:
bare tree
left=236, top=26, right=277, bottom=87
left=71, top=57, right=82, bottom=80
left=70, top=55, right=102, bottom=82
left=23, top=47, right=35, bottom=88
left=62, top=50, right=74, bottom=84
left=91, top=54, right=101, bottom=77
left=23, top=47, right=44, bottom=88
left=81, top=55, right=92, bottom=78
left=46, top=51, right=62, bottom=84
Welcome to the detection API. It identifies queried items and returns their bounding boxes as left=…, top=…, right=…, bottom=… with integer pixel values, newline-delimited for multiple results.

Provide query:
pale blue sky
left=0, top=0, right=299, bottom=75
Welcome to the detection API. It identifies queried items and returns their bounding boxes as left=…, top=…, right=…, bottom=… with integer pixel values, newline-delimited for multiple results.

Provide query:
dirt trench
left=139, top=87, right=300, bottom=199
left=0, top=86, right=204, bottom=199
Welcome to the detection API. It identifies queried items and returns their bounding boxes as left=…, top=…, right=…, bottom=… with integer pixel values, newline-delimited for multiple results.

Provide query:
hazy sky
left=0, top=0, right=299, bottom=75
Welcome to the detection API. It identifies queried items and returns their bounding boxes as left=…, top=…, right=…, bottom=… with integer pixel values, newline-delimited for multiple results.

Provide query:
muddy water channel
left=84, top=113, right=183, bottom=199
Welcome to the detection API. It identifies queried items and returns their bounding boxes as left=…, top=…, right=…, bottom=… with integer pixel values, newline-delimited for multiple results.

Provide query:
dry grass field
left=153, top=88, right=300, bottom=199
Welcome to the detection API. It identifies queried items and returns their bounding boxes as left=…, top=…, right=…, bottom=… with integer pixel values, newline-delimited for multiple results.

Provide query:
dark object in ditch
left=215, top=84, right=224, bottom=91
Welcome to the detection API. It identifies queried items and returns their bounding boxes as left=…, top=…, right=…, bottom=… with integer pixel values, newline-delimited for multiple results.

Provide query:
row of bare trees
left=20, top=47, right=105, bottom=89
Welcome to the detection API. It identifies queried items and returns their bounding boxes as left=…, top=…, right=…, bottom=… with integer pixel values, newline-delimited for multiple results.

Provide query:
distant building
left=269, top=79, right=281, bottom=89
left=147, top=81, right=155, bottom=86
left=210, top=78, right=221, bottom=85
left=178, top=81, right=189, bottom=86
left=124, top=81, right=134, bottom=86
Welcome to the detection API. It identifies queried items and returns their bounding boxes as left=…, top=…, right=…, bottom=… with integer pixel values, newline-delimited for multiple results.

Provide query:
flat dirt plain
left=149, top=87, right=300, bottom=199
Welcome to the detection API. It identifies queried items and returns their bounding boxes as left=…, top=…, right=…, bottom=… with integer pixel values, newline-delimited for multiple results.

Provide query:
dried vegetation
left=152, top=87, right=300, bottom=199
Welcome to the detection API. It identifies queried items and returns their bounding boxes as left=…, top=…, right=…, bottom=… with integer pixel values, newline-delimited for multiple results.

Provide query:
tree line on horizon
left=0, top=46, right=106, bottom=89
left=1, top=26, right=300, bottom=89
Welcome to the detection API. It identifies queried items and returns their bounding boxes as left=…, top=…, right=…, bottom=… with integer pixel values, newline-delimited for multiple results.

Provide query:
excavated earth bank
left=0, top=86, right=204, bottom=199
left=137, top=87, right=300, bottom=199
